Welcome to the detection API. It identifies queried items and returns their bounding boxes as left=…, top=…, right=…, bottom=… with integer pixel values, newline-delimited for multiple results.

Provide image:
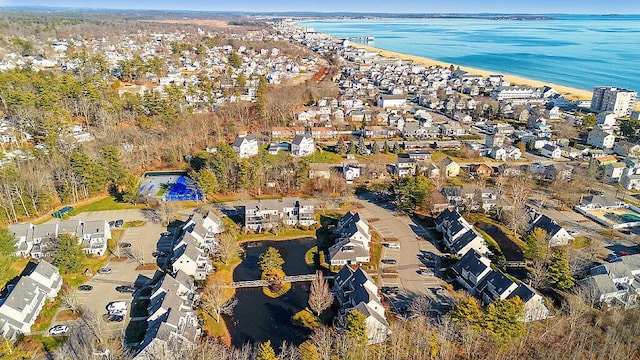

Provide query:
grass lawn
left=239, top=228, right=316, bottom=242
left=125, top=320, right=148, bottom=344
left=25, top=334, right=67, bottom=353
left=32, top=297, right=62, bottom=332
left=70, top=196, right=146, bottom=215
left=0, top=257, right=30, bottom=291
left=303, top=150, right=345, bottom=164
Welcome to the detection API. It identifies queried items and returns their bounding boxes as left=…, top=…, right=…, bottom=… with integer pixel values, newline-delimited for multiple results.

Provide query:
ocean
left=299, top=15, right=640, bottom=93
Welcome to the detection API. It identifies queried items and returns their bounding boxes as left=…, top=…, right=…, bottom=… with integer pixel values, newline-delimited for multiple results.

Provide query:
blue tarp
left=165, top=176, right=202, bottom=201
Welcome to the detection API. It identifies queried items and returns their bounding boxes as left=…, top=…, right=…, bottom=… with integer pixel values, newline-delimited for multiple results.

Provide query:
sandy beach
left=350, top=43, right=594, bottom=102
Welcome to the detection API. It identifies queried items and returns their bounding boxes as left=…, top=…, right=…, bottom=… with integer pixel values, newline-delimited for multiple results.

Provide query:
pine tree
left=335, top=137, right=347, bottom=155
left=371, top=141, right=380, bottom=154
left=383, top=141, right=390, bottom=154
left=258, top=247, right=285, bottom=273
left=392, top=141, right=400, bottom=154
left=256, top=340, right=278, bottom=360
left=54, top=233, right=85, bottom=274
left=451, top=296, right=483, bottom=329
left=484, top=297, right=525, bottom=343
left=356, top=136, right=367, bottom=155
left=347, top=141, right=356, bottom=154
left=547, top=248, right=575, bottom=290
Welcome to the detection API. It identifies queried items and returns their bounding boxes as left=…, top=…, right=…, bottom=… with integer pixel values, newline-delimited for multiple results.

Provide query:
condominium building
left=590, top=87, right=637, bottom=118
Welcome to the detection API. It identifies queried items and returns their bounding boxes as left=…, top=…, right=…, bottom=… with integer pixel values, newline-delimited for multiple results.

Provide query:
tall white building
left=590, top=87, right=637, bottom=117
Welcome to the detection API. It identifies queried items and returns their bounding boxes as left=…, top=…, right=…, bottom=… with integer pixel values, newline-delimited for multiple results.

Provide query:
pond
left=224, top=237, right=316, bottom=348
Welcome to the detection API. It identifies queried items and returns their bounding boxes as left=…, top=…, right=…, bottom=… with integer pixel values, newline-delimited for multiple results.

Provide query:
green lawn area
left=239, top=228, right=316, bottom=242
left=0, top=257, right=30, bottom=291
left=32, top=297, right=62, bottom=332
left=303, top=150, right=345, bottom=164
left=26, top=334, right=67, bottom=353
left=69, top=196, right=146, bottom=215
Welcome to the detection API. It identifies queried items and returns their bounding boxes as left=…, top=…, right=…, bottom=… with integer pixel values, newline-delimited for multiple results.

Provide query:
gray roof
left=292, top=134, right=312, bottom=145
left=232, top=134, right=256, bottom=147
left=31, top=260, right=58, bottom=280
left=452, top=250, right=491, bottom=281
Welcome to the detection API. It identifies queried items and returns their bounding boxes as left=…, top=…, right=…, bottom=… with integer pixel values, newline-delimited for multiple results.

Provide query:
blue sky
left=4, top=0, right=639, bottom=14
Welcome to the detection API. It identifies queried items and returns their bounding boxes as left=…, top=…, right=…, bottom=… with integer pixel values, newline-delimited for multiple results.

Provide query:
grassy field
left=239, top=228, right=316, bottom=242
left=69, top=196, right=146, bottom=215
left=0, top=257, right=30, bottom=290
left=303, top=150, right=345, bottom=164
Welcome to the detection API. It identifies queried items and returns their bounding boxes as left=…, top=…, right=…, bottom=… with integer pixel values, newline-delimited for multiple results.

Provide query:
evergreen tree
left=383, top=141, right=390, bottom=154
left=335, top=137, right=347, bottom=155
left=451, top=296, right=483, bottom=329
left=391, top=175, right=434, bottom=214
left=392, top=141, right=400, bottom=154
left=371, top=141, right=380, bottom=154
left=345, top=310, right=368, bottom=358
left=547, top=248, right=575, bottom=290
left=524, top=228, right=548, bottom=263
left=356, top=136, right=367, bottom=155
left=256, top=340, right=278, bottom=360
left=299, top=340, right=319, bottom=360
left=347, top=141, right=356, bottom=154
left=54, top=233, right=85, bottom=274
left=484, top=297, right=525, bottom=343
left=228, top=51, right=242, bottom=68
left=0, top=228, right=17, bottom=256
left=258, top=247, right=285, bottom=273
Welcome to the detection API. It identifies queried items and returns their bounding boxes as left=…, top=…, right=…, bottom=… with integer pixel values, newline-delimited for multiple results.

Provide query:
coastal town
left=0, top=8, right=638, bottom=360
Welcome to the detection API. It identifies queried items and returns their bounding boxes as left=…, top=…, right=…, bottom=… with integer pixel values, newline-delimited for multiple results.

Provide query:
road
left=356, top=193, right=453, bottom=314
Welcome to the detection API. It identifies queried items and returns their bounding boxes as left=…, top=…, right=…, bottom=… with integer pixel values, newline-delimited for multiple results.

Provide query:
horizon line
left=0, top=6, right=638, bottom=16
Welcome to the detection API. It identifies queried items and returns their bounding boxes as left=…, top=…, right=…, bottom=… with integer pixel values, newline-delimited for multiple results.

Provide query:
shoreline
left=349, top=42, right=593, bottom=101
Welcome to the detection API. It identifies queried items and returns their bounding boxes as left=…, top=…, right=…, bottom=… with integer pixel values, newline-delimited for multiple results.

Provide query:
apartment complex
left=243, top=197, right=315, bottom=232
left=590, top=86, right=637, bottom=117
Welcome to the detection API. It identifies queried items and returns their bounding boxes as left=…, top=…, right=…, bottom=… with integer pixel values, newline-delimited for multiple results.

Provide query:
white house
left=291, top=134, right=315, bottom=156
left=0, top=261, right=62, bottom=339
left=435, top=209, right=491, bottom=256
left=232, top=134, right=259, bottom=158
left=587, top=127, right=615, bottom=149
left=328, top=212, right=371, bottom=266
left=528, top=210, right=573, bottom=246
left=343, top=162, right=361, bottom=183
left=377, top=94, right=406, bottom=109
left=170, top=237, right=212, bottom=280
left=333, top=265, right=390, bottom=344
left=540, top=144, right=562, bottom=159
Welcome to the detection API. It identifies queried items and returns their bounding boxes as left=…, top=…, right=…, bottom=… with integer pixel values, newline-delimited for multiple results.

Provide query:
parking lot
left=357, top=194, right=454, bottom=314
left=47, top=208, right=191, bottom=334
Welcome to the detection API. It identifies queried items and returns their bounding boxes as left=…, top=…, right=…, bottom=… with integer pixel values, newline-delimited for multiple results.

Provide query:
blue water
left=299, top=15, right=640, bottom=93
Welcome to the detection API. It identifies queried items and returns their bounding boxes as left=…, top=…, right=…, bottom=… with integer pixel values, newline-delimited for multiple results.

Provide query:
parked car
left=102, top=313, right=124, bottom=322
left=384, top=242, right=401, bottom=249
left=108, top=309, right=126, bottom=317
left=78, top=285, right=93, bottom=291
left=49, top=325, right=69, bottom=335
left=119, top=243, right=131, bottom=249
left=115, top=285, right=136, bottom=293
left=161, top=231, right=172, bottom=236
left=381, top=259, right=397, bottom=265
left=417, top=269, right=435, bottom=276
left=568, top=230, right=579, bottom=236
left=97, top=267, right=112, bottom=274
left=107, top=301, right=127, bottom=312
left=152, top=251, right=167, bottom=257
left=380, top=286, right=400, bottom=295
left=114, top=219, right=124, bottom=227
left=607, top=254, right=621, bottom=262
left=108, top=221, right=115, bottom=228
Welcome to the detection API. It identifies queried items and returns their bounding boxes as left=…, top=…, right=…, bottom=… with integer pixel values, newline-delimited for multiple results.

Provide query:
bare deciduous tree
left=308, top=271, right=333, bottom=317
left=200, top=279, right=237, bottom=323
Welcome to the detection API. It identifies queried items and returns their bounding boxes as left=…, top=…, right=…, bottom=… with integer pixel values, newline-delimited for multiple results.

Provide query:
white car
left=107, top=301, right=127, bottom=312
left=108, top=309, right=127, bottom=317
left=568, top=230, right=579, bottom=236
left=49, top=324, right=69, bottom=335
left=385, top=243, right=401, bottom=249
left=417, top=269, right=435, bottom=276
